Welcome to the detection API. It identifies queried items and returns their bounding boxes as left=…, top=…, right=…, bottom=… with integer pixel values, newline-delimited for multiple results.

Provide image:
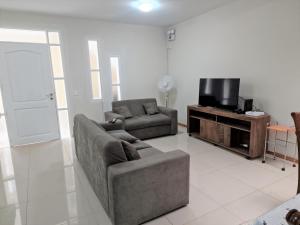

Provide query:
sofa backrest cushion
left=73, top=114, right=127, bottom=215
left=143, top=102, right=159, bottom=115
left=113, top=105, right=133, bottom=119
left=107, top=130, right=138, bottom=143
left=112, top=98, right=157, bottom=117
left=74, top=114, right=128, bottom=167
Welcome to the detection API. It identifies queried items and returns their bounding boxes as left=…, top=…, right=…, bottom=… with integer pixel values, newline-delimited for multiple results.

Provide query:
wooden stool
left=262, top=124, right=297, bottom=171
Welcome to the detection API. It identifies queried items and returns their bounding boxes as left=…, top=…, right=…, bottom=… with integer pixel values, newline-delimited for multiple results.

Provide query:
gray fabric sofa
left=105, top=98, right=178, bottom=140
left=73, top=114, right=190, bottom=225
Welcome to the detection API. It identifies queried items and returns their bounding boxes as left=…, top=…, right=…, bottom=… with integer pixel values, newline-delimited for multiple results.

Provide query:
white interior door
left=0, top=42, right=60, bottom=146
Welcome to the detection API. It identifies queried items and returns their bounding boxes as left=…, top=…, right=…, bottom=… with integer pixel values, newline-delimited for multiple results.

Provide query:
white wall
left=168, top=0, right=300, bottom=126
left=0, top=10, right=167, bottom=122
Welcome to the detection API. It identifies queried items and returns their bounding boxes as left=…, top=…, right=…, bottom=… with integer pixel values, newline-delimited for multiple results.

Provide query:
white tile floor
left=0, top=127, right=298, bottom=225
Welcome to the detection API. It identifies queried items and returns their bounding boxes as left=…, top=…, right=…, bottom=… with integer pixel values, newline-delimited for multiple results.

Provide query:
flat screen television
left=198, top=78, right=240, bottom=110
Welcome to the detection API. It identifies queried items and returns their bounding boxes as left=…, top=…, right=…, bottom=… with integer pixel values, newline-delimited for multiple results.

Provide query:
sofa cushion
left=121, top=141, right=141, bottom=161
left=113, top=105, right=133, bottom=119
left=131, top=140, right=152, bottom=150
left=112, top=98, right=157, bottom=117
left=125, top=113, right=171, bottom=131
left=73, top=114, right=128, bottom=167
left=108, top=130, right=138, bottom=143
left=90, top=120, right=105, bottom=130
left=143, top=102, right=159, bottom=115
left=138, top=147, right=162, bottom=158
left=128, top=126, right=171, bottom=140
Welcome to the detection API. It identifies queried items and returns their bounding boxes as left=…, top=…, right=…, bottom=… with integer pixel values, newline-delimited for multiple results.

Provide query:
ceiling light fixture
left=139, top=2, right=154, bottom=12
left=131, top=0, right=160, bottom=13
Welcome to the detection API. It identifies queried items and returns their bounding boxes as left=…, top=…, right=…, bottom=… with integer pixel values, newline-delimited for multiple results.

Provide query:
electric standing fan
left=158, top=75, right=175, bottom=107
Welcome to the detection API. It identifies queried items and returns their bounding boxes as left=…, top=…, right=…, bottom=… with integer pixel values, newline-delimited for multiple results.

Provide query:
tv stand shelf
left=187, top=105, right=270, bottom=159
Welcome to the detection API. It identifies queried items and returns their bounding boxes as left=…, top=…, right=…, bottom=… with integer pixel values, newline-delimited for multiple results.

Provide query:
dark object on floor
left=291, top=112, right=300, bottom=194
left=286, top=209, right=300, bottom=225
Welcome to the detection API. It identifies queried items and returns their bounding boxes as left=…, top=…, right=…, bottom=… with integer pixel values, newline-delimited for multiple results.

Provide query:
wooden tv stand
left=187, top=105, right=270, bottom=159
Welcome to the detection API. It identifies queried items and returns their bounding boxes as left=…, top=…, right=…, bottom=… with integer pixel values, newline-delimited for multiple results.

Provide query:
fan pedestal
left=164, top=92, right=169, bottom=108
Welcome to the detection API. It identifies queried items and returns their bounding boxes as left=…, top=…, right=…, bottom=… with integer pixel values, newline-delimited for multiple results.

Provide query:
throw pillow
left=121, top=141, right=141, bottom=161
left=143, top=102, right=159, bottom=115
left=113, top=106, right=133, bottom=119
left=108, top=130, right=138, bottom=143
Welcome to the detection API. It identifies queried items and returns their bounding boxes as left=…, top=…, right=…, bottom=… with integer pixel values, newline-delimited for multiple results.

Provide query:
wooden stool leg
left=293, top=143, right=297, bottom=167
left=273, top=131, right=278, bottom=160
left=282, top=131, right=289, bottom=171
left=262, top=127, right=268, bottom=164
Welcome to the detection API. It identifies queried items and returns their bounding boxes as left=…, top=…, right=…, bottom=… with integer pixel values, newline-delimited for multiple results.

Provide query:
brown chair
left=291, top=112, right=300, bottom=194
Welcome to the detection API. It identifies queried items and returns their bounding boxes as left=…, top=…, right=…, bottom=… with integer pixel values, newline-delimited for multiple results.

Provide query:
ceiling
left=0, top=0, right=236, bottom=27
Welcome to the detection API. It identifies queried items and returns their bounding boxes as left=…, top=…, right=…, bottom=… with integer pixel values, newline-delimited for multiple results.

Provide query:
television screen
left=198, top=78, right=240, bottom=110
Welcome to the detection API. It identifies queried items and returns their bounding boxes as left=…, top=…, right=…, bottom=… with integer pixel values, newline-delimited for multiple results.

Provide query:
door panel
left=205, top=120, right=219, bottom=142
left=7, top=50, right=46, bottom=102
left=200, top=119, right=225, bottom=144
left=223, top=126, right=231, bottom=147
left=200, top=119, right=207, bottom=139
left=0, top=43, right=60, bottom=146
left=15, top=106, right=54, bottom=137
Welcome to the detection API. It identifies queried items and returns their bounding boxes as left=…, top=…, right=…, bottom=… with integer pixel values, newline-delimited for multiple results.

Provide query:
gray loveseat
left=105, top=98, right=177, bottom=140
left=73, top=114, right=190, bottom=225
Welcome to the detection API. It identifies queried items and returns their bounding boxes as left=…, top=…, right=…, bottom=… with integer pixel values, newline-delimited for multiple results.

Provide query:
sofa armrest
left=105, top=111, right=125, bottom=122
left=158, top=106, right=178, bottom=134
left=107, top=150, right=190, bottom=225
left=98, top=121, right=124, bottom=131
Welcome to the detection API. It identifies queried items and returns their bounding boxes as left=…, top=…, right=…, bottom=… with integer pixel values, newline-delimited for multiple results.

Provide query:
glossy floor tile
left=0, top=128, right=297, bottom=225
left=0, top=204, right=27, bottom=225
left=191, top=170, right=256, bottom=205
left=27, top=191, right=94, bottom=225
left=222, top=161, right=285, bottom=189
left=261, top=172, right=298, bottom=202
left=224, top=191, right=280, bottom=221
left=166, top=185, right=219, bottom=225
left=185, top=208, right=243, bottom=225
left=143, top=216, right=172, bottom=225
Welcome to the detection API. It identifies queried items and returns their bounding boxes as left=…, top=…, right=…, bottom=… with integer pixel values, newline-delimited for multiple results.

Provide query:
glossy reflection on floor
left=0, top=116, right=9, bottom=148
left=0, top=127, right=298, bottom=225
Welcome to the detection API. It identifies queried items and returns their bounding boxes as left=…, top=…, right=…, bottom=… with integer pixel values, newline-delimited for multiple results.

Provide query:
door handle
left=46, top=93, right=55, bottom=100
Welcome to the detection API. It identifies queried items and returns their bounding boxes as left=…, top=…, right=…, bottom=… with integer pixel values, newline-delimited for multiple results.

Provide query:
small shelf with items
left=230, top=128, right=250, bottom=152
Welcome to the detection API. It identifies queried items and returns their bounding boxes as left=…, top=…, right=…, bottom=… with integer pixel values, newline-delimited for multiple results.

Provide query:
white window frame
left=110, top=56, right=122, bottom=101
left=87, top=40, right=103, bottom=101
left=47, top=30, right=71, bottom=139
